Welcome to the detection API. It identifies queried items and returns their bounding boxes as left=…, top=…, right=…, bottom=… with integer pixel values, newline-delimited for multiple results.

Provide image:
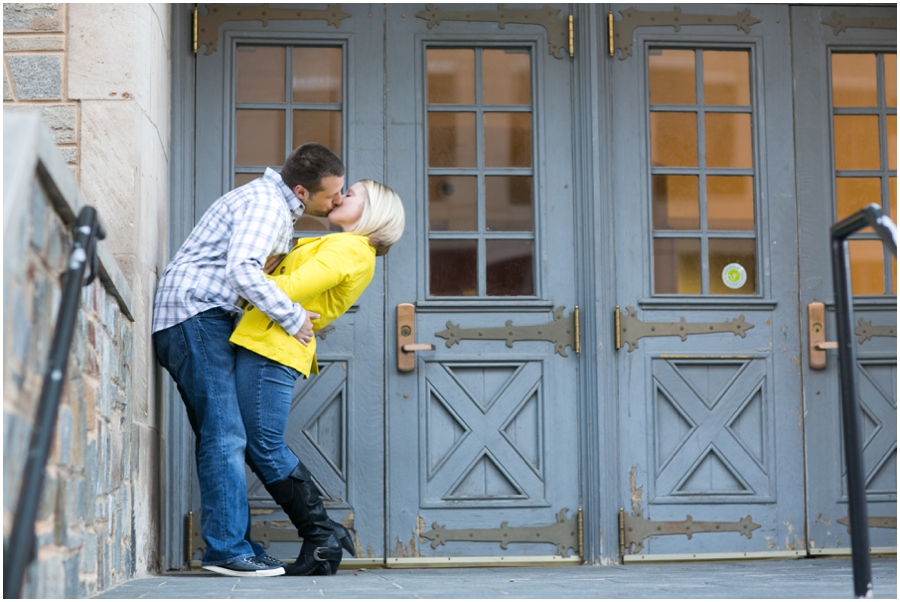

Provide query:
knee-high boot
left=264, top=464, right=352, bottom=576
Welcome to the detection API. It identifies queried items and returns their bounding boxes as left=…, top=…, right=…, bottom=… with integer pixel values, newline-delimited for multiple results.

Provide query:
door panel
left=792, top=4, right=897, bottom=554
left=192, top=4, right=387, bottom=561
left=385, top=3, right=582, bottom=562
left=611, top=4, right=807, bottom=557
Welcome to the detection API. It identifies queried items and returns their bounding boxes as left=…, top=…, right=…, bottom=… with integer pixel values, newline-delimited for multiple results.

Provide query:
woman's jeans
left=234, top=347, right=302, bottom=486
left=153, top=307, right=266, bottom=566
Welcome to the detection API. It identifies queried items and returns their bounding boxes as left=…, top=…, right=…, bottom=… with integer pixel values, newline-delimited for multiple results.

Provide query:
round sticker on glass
left=722, top=263, right=747, bottom=289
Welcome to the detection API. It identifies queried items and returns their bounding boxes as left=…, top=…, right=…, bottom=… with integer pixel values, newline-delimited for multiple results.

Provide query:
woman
left=230, top=180, right=405, bottom=576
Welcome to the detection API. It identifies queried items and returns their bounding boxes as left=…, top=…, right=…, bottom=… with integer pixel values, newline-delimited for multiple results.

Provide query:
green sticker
left=722, top=263, right=747, bottom=289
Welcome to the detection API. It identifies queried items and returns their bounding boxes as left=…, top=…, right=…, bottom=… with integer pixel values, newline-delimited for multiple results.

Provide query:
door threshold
left=809, top=547, right=896, bottom=557
left=624, top=550, right=806, bottom=563
left=387, top=555, right=582, bottom=568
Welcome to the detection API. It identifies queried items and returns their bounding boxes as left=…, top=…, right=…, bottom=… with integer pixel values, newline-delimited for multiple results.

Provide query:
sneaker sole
left=202, top=565, right=285, bottom=577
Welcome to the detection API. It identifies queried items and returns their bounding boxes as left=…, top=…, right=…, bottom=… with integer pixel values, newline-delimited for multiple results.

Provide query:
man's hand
left=292, top=310, right=321, bottom=347
left=263, top=253, right=287, bottom=275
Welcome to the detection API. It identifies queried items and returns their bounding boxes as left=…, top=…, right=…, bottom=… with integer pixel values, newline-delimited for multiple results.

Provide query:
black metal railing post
left=3, top=206, right=106, bottom=599
left=829, top=203, right=897, bottom=600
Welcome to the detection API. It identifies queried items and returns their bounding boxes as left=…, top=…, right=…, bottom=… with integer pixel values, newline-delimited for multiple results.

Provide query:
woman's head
left=329, top=180, right=405, bottom=255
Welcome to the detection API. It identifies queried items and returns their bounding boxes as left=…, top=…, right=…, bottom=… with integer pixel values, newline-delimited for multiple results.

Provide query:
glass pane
left=886, top=54, right=897, bottom=108
left=484, top=49, right=531, bottom=105
left=649, top=49, right=696, bottom=105
left=234, top=173, right=261, bottom=188
left=888, top=114, right=896, bottom=170
left=236, top=46, right=285, bottom=103
left=428, top=175, right=477, bottom=231
left=428, top=112, right=476, bottom=167
left=708, top=176, right=754, bottom=230
left=292, top=47, right=342, bottom=103
left=703, top=50, right=750, bottom=106
left=486, top=239, right=533, bottom=296
left=427, top=49, right=475, bottom=104
left=891, top=177, right=896, bottom=222
left=832, top=53, right=877, bottom=107
left=833, top=115, right=880, bottom=170
left=485, top=176, right=533, bottom=231
left=706, top=113, right=753, bottom=168
left=848, top=239, right=885, bottom=295
left=650, top=112, right=698, bottom=167
left=430, top=239, right=477, bottom=296
left=709, top=238, right=757, bottom=295
left=293, top=215, right=335, bottom=233
left=235, top=110, right=285, bottom=166
left=652, top=175, right=699, bottom=229
left=293, top=110, right=342, bottom=158
left=835, top=178, right=881, bottom=225
left=653, top=238, right=701, bottom=294
left=484, top=112, right=532, bottom=167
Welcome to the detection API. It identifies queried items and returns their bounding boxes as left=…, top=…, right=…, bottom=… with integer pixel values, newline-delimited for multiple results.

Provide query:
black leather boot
left=264, top=464, right=344, bottom=576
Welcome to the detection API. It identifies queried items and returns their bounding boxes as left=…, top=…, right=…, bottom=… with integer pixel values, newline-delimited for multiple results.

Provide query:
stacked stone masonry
left=4, top=3, right=78, bottom=165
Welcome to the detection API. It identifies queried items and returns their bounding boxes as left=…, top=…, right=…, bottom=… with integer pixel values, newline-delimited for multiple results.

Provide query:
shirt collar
left=265, top=167, right=305, bottom=219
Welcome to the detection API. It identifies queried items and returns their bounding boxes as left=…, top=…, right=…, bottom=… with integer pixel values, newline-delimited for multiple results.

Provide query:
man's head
left=281, top=143, right=346, bottom=217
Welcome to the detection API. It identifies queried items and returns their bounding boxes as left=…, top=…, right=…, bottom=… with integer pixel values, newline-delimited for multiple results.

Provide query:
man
left=152, top=143, right=344, bottom=576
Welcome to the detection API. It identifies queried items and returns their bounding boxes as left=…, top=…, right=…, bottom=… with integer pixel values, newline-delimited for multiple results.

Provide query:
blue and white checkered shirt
left=152, top=168, right=307, bottom=335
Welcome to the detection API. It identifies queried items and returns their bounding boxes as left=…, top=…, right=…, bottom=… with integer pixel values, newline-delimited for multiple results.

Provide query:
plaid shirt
left=152, top=168, right=307, bottom=334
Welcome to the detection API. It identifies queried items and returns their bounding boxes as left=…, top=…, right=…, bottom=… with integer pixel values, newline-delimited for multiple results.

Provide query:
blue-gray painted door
left=383, top=4, right=583, bottom=563
left=611, top=4, right=808, bottom=557
left=792, top=5, right=897, bottom=554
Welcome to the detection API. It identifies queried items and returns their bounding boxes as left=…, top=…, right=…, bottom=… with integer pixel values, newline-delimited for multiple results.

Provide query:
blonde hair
left=349, top=180, right=406, bottom=256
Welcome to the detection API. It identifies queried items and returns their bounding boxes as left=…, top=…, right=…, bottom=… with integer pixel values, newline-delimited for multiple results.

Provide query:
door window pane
left=427, top=49, right=475, bottom=104
left=888, top=114, right=896, bottom=170
left=848, top=240, right=885, bottom=295
left=236, top=46, right=285, bottom=103
left=292, top=47, right=342, bottom=103
left=430, top=239, right=478, bottom=296
left=235, top=110, right=285, bottom=166
left=485, top=176, right=533, bottom=231
left=832, top=53, right=878, bottom=107
left=235, top=173, right=261, bottom=188
left=709, top=238, right=756, bottom=295
left=652, top=175, right=699, bottom=230
left=653, top=238, right=701, bottom=295
left=293, top=110, right=342, bottom=158
left=706, top=113, right=753, bottom=168
left=886, top=54, right=897, bottom=108
left=428, top=112, right=476, bottom=167
left=483, top=49, right=531, bottom=105
left=484, top=112, right=532, bottom=167
left=707, top=176, right=754, bottom=230
left=836, top=177, right=881, bottom=223
left=834, top=115, right=881, bottom=170
left=650, top=112, right=698, bottom=167
left=486, top=240, right=534, bottom=296
left=703, top=50, right=750, bottom=106
left=649, top=49, right=696, bottom=105
left=429, top=176, right=477, bottom=231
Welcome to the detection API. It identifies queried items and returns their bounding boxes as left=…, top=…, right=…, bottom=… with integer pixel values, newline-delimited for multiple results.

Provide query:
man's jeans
left=153, top=308, right=265, bottom=566
left=234, top=347, right=302, bottom=486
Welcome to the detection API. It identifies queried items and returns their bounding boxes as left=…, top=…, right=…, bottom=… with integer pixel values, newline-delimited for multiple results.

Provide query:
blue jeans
left=234, top=346, right=302, bottom=486
left=153, top=308, right=265, bottom=566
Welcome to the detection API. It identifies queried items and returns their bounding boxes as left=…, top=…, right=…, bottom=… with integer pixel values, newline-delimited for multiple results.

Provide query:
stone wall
left=3, top=2, right=171, bottom=597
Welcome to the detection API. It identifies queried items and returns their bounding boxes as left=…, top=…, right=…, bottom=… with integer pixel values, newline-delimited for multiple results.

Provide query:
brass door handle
left=397, top=303, right=433, bottom=372
left=808, top=302, right=837, bottom=369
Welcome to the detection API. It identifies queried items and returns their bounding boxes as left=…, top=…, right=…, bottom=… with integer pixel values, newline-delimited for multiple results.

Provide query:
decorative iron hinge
left=615, top=305, right=754, bottom=352
left=610, top=6, right=761, bottom=60
left=821, top=11, right=897, bottom=36
left=416, top=4, right=572, bottom=59
left=855, top=318, right=897, bottom=345
left=195, top=3, right=351, bottom=55
left=419, top=508, right=580, bottom=557
left=837, top=515, right=897, bottom=532
left=436, top=306, right=578, bottom=357
left=619, top=508, right=761, bottom=554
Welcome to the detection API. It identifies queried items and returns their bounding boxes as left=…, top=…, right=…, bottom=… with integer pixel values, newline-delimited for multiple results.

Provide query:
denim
left=153, top=307, right=257, bottom=566
left=234, top=346, right=302, bottom=486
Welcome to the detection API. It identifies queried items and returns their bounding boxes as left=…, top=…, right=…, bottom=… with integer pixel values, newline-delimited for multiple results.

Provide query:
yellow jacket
left=229, top=233, right=376, bottom=377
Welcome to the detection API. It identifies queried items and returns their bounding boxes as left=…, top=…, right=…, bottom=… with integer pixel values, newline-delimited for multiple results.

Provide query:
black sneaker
left=202, top=557, right=285, bottom=577
left=256, top=554, right=285, bottom=569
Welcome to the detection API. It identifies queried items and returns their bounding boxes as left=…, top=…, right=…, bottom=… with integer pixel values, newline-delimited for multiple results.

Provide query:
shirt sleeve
left=224, top=189, right=306, bottom=335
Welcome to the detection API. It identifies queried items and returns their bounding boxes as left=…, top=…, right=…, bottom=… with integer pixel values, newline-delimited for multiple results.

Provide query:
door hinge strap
left=622, top=510, right=760, bottom=554
left=618, top=305, right=754, bottom=352
left=435, top=306, right=577, bottom=357
left=419, top=508, right=580, bottom=558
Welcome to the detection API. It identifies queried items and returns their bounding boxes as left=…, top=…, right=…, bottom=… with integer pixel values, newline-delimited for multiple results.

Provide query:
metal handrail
left=3, top=206, right=106, bottom=599
left=829, top=203, right=897, bottom=599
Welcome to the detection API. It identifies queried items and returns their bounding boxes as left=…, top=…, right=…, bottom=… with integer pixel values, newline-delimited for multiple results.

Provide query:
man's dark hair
left=281, top=142, right=345, bottom=193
